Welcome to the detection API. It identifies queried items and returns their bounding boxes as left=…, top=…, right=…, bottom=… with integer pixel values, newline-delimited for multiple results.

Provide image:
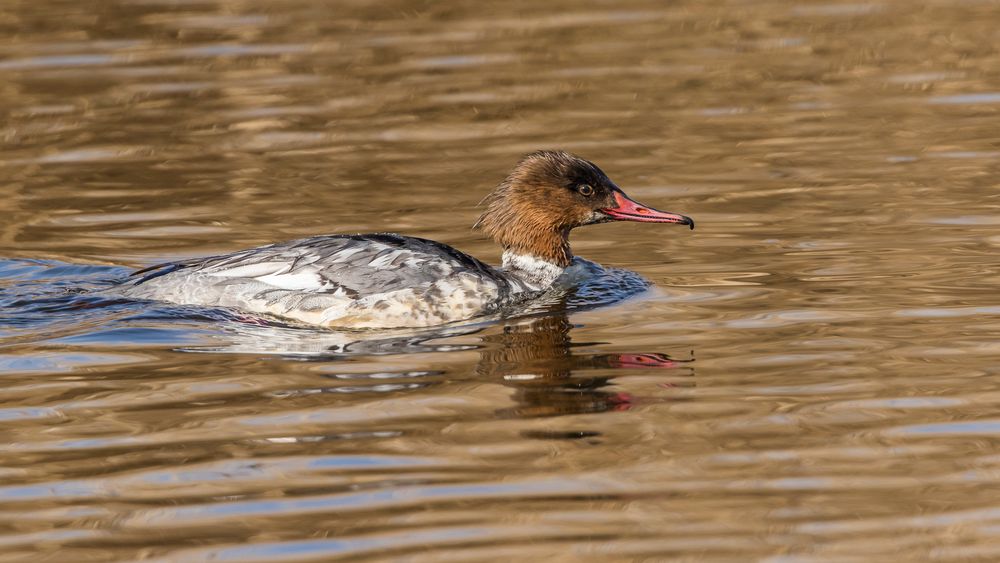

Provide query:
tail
left=128, top=262, right=189, bottom=286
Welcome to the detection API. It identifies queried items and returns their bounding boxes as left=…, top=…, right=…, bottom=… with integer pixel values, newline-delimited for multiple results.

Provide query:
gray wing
left=121, top=234, right=523, bottom=327
left=132, top=233, right=508, bottom=294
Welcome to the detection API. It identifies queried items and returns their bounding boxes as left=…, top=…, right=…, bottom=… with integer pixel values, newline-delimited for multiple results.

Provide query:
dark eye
left=577, top=184, right=594, bottom=196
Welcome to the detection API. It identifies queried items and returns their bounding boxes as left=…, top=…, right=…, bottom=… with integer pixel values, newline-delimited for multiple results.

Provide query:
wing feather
left=129, top=234, right=513, bottom=296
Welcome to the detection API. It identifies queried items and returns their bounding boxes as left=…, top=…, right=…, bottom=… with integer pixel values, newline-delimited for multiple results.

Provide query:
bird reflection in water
left=191, top=304, right=693, bottom=426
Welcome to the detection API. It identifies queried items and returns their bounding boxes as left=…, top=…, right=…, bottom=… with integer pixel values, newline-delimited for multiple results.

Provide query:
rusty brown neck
left=499, top=227, right=572, bottom=268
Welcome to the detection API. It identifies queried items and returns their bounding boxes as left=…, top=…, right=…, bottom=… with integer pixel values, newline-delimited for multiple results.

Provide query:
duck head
left=475, top=150, right=694, bottom=268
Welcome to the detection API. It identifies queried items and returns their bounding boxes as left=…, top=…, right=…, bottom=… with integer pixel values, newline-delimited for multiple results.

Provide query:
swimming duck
left=117, top=150, right=694, bottom=328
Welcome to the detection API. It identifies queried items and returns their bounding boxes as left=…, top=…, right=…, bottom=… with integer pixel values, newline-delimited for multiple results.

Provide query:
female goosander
left=117, top=151, right=694, bottom=328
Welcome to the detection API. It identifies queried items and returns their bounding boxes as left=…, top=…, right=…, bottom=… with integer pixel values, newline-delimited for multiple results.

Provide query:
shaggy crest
left=474, top=150, right=614, bottom=267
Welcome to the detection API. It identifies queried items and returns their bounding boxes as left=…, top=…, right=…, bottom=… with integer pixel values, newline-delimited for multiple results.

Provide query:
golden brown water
left=3, top=0, right=1000, bottom=560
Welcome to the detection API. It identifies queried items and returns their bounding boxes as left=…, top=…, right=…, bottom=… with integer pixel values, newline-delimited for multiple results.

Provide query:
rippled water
left=3, top=0, right=1000, bottom=560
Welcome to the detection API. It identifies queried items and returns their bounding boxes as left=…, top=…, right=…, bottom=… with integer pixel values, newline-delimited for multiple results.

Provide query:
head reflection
left=475, top=315, right=692, bottom=420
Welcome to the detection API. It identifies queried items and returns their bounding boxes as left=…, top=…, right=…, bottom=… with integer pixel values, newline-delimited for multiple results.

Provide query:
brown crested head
left=474, top=150, right=693, bottom=267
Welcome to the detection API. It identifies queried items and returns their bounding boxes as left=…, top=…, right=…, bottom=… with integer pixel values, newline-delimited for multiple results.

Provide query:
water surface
left=3, top=0, right=1000, bottom=560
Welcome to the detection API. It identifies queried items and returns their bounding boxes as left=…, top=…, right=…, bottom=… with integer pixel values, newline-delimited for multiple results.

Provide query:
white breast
left=500, top=251, right=566, bottom=289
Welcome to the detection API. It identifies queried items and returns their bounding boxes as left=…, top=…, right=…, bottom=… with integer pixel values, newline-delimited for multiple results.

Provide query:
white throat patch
left=501, top=251, right=566, bottom=290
